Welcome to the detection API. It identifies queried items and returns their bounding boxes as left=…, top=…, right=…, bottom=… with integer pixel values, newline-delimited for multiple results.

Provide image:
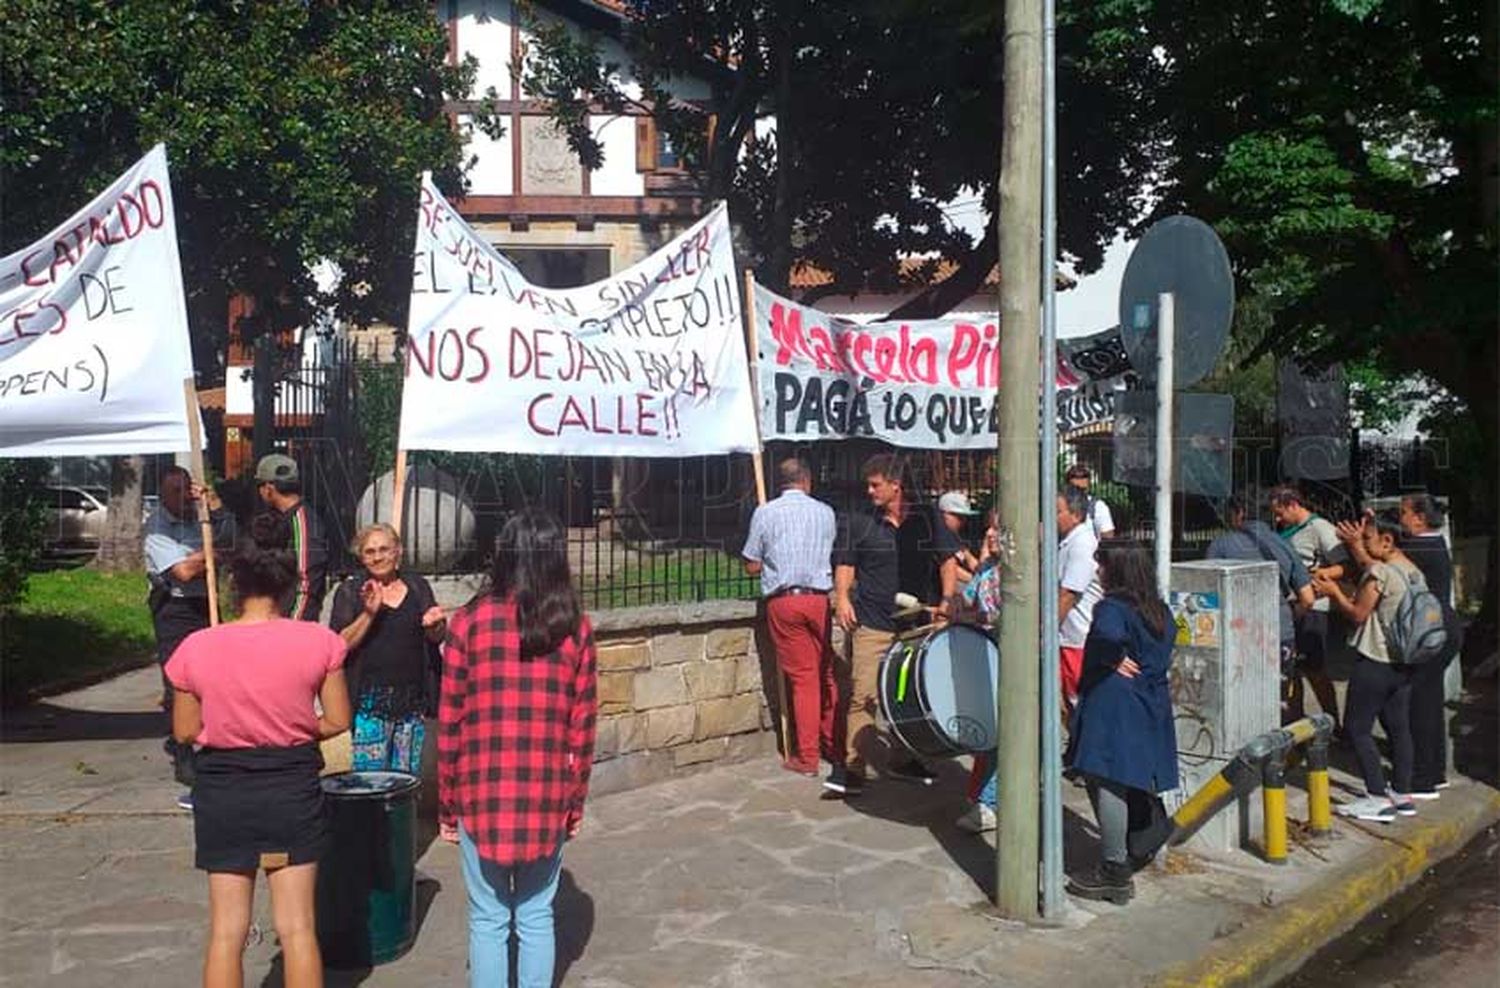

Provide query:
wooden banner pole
left=742, top=271, right=790, bottom=759
left=182, top=378, right=219, bottom=627
left=390, top=448, right=409, bottom=538
left=742, top=271, right=769, bottom=508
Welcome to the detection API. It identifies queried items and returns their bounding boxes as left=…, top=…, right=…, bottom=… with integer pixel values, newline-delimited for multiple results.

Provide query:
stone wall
left=425, top=581, right=779, bottom=795
left=587, top=601, right=778, bottom=795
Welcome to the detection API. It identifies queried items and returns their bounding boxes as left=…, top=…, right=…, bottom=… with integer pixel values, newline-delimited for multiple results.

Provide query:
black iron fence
left=373, top=443, right=1001, bottom=610
left=250, top=341, right=1464, bottom=612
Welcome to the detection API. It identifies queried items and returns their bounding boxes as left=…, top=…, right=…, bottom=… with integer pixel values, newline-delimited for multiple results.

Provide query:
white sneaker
left=1409, top=789, right=1442, bottom=801
left=956, top=803, right=997, bottom=834
left=1391, top=795, right=1417, bottom=817
left=1336, top=795, right=1395, bottom=823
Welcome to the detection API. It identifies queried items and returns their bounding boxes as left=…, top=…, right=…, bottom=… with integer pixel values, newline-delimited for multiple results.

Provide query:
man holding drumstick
left=829, top=455, right=961, bottom=796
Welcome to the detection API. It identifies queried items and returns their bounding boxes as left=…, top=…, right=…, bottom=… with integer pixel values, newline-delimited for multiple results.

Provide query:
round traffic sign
left=1117, top=216, right=1234, bottom=389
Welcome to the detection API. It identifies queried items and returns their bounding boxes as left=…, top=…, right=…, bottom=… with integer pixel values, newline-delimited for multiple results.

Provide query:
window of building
left=656, top=129, right=682, bottom=170
left=500, top=247, right=611, bottom=289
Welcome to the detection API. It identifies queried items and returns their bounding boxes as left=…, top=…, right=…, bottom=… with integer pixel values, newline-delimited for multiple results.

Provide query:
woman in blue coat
left=1065, top=541, right=1178, bottom=905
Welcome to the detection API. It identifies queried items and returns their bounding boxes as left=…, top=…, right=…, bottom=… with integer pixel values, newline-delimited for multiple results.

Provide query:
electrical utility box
left=1166, top=559, right=1281, bottom=854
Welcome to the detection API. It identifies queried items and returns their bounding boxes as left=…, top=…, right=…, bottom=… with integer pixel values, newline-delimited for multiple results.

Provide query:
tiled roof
left=788, top=258, right=1002, bottom=292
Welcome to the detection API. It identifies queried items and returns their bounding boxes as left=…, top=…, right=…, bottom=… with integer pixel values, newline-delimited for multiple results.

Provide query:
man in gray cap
left=937, top=491, right=982, bottom=579
left=254, top=453, right=329, bottom=621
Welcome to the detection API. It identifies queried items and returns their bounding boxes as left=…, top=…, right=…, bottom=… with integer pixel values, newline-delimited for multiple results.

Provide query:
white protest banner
left=754, top=283, right=1003, bottom=448
left=398, top=177, right=758, bottom=456
left=755, top=280, right=1136, bottom=449
left=0, top=145, right=197, bottom=456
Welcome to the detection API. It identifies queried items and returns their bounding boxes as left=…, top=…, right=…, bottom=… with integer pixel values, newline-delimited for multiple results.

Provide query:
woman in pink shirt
left=167, top=513, right=351, bottom=988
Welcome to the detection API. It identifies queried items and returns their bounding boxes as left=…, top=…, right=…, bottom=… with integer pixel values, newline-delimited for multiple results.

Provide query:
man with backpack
left=1312, top=509, right=1448, bottom=823
left=1207, top=499, right=1316, bottom=716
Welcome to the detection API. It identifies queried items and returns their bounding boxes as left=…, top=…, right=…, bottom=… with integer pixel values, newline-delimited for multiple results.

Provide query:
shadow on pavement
left=554, top=868, right=596, bottom=986
left=1452, top=673, right=1497, bottom=790
left=257, top=878, right=442, bottom=987
left=834, top=752, right=991, bottom=896
left=833, top=734, right=1154, bottom=899
left=0, top=702, right=167, bottom=744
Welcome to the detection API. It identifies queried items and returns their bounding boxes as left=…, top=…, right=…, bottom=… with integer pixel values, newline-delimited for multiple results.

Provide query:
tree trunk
left=253, top=330, right=275, bottom=461
left=994, top=0, right=1044, bottom=920
left=96, top=455, right=145, bottom=572
left=763, top=21, right=796, bottom=294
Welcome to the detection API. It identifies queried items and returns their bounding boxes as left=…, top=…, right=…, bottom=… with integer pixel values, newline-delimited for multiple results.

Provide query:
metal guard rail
left=1130, top=713, right=1336, bottom=865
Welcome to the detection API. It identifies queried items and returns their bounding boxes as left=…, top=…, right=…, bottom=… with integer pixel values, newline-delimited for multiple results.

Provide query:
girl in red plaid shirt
left=439, top=509, right=597, bottom=988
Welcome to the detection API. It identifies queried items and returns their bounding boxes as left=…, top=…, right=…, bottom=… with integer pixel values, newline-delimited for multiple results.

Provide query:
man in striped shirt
left=742, top=458, right=837, bottom=777
left=255, top=454, right=329, bottom=621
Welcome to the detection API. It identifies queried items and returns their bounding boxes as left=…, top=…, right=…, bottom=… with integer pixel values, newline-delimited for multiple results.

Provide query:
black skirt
left=193, top=744, right=328, bottom=872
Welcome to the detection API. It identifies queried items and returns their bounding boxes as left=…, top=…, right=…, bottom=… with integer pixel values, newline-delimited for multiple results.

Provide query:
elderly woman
left=328, top=523, right=445, bottom=773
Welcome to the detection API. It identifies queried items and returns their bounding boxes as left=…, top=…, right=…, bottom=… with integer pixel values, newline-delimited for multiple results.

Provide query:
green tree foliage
left=1133, top=0, right=1497, bottom=462
left=2, top=0, right=499, bottom=375
left=523, top=0, right=1161, bottom=311
left=0, top=460, right=48, bottom=611
left=528, top=1, right=1493, bottom=437
left=355, top=359, right=404, bottom=478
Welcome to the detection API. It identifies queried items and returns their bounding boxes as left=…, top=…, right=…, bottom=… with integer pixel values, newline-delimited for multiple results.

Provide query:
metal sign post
left=1116, top=215, right=1233, bottom=598
left=1154, top=293, right=1175, bottom=595
left=1039, top=0, right=1063, bottom=919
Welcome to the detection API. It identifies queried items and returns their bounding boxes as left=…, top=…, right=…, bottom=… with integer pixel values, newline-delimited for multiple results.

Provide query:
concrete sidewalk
left=2, top=667, right=1496, bottom=987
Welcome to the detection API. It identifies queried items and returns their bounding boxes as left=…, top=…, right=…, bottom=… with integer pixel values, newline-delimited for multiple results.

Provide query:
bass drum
left=878, top=624, right=999, bottom=758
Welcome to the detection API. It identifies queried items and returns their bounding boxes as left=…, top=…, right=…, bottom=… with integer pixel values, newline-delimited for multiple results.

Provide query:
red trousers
left=765, top=593, right=838, bottom=772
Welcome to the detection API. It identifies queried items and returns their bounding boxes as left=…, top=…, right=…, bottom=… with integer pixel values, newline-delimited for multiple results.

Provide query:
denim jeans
left=967, top=754, right=998, bottom=809
left=978, top=767, right=997, bottom=809
left=458, top=824, right=563, bottom=988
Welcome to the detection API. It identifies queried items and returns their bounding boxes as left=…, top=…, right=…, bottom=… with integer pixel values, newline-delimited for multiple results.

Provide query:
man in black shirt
left=1399, top=492, right=1459, bottom=798
left=829, top=454, right=960, bottom=795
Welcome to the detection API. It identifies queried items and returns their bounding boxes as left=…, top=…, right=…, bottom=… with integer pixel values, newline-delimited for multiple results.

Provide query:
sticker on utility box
left=1170, top=591, right=1221, bottom=649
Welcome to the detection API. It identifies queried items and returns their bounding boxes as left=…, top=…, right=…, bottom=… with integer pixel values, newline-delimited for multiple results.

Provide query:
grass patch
left=1, top=568, right=156, bottom=703
left=584, top=549, right=757, bottom=610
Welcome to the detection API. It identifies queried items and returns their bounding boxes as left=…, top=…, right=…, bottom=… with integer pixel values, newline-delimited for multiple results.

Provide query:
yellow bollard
left=1307, top=740, right=1333, bottom=836
left=1262, top=757, right=1288, bottom=865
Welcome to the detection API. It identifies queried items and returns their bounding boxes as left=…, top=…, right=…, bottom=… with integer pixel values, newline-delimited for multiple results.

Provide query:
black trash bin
left=316, top=771, right=421, bottom=968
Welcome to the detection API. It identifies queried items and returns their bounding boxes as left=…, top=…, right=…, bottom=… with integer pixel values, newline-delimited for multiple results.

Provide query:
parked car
left=41, top=485, right=108, bottom=559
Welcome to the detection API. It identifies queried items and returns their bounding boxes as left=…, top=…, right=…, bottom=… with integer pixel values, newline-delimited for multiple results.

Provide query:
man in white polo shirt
left=1057, top=486, right=1104, bottom=711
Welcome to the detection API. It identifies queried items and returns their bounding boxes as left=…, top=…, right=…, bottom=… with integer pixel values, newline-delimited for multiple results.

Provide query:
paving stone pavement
left=3, top=666, right=1491, bottom=987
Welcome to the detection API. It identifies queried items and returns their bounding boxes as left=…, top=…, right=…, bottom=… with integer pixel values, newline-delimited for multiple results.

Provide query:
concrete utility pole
left=995, top=0, right=1044, bottom=920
